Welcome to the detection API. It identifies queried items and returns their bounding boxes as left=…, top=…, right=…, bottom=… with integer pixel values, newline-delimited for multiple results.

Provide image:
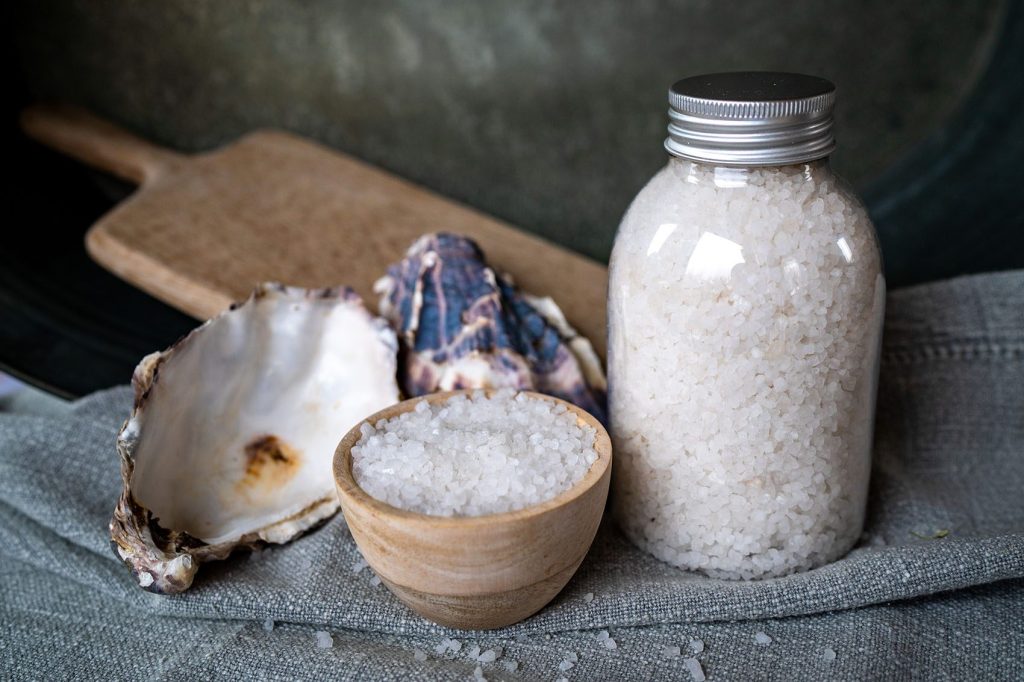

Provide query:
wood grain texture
left=21, top=104, right=609, bottom=356
left=333, top=390, right=612, bottom=630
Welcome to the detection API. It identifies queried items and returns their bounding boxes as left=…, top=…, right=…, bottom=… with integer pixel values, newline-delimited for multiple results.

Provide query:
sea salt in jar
left=608, top=72, right=884, bottom=579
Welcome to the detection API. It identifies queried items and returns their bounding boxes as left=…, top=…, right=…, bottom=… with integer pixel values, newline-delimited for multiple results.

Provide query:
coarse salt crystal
left=473, top=665, right=486, bottom=681
left=558, top=660, right=574, bottom=671
left=604, top=638, right=618, bottom=650
left=690, top=639, right=704, bottom=654
left=503, top=661, right=519, bottom=672
left=754, top=631, right=772, bottom=646
left=314, top=631, right=333, bottom=649
left=478, top=649, right=498, bottom=663
left=822, top=647, right=837, bottom=662
left=661, top=645, right=681, bottom=659
left=351, top=390, right=598, bottom=517
left=583, top=592, right=595, bottom=603
left=684, top=657, right=705, bottom=682
left=262, top=619, right=274, bottom=632
left=413, top=649, right=427, bottom=662
left=596, top=630, right=609, bottom=641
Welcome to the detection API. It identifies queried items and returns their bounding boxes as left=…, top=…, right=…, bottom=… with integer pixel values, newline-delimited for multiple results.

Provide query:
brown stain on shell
left=240, top=435, right=301, bottom=493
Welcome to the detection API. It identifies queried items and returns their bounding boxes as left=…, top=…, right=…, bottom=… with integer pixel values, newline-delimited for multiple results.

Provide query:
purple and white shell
left=375, top=233, right=607, bottom=423
left=110, top=283, right=400, bottom=593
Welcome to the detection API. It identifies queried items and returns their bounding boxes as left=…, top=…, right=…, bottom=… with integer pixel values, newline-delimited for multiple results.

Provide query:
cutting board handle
left=20, top=103, right=185, bottom=185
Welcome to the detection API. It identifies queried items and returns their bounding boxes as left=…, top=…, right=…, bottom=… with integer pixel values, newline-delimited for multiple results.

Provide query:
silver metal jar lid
left=666, top=72, right=836, bottom=166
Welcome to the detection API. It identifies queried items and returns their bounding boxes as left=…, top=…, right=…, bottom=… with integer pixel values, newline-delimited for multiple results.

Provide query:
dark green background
left=13, top=0, right=1013, bottom=262
left=5, top=1, right=1022, bottom=397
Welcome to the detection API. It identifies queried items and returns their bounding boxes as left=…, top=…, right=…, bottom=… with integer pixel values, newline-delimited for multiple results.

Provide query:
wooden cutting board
left=20, top=104, right=609, bottom=356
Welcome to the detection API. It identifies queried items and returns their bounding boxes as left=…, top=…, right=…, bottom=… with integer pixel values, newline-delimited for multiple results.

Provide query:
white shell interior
left=129, top=289, right=399, bottom=545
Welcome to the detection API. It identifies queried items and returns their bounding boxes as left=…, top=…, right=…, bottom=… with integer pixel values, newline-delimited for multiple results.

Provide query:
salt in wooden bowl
left=333, top=389, right=612, bottom=630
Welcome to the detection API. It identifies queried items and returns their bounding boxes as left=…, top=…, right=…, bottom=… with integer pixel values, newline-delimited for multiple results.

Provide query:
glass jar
left=608, top=73, right=885, bottom=579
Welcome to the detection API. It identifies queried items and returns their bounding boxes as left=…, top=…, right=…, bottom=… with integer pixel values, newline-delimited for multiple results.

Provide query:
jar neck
left=669, top=156, right=833, bottom=186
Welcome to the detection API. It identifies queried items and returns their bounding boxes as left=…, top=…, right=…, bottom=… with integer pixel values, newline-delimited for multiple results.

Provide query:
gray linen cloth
left=1, top=270, right=1022, bottom=681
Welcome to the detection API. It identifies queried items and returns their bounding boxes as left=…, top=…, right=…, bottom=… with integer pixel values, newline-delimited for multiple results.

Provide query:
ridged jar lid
left=665, top=72, right=836, bottom=166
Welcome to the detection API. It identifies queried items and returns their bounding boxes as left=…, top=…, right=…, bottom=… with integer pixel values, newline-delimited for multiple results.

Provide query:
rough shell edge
left=109, top=283, right=391, bottom=593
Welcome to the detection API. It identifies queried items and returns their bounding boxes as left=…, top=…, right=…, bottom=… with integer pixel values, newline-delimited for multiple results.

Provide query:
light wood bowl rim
left=333, top=389, right=611, bottom=529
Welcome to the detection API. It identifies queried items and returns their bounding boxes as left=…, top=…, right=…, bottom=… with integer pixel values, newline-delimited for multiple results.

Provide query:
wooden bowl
left=333, top=390, right=612, bottom=630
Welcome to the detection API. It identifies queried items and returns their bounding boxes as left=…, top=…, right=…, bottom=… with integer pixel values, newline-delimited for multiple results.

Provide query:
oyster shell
left=375, top=233, right=607, bottom=423
left=110, top=283, right=400, bottom=593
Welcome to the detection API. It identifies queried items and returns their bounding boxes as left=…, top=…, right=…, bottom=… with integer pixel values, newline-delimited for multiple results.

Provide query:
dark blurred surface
left=0, top=117, right=197, bottom=399
left=4, top=1, right=1022, bottom=397
left=864, top=1, right=1024, bottom=286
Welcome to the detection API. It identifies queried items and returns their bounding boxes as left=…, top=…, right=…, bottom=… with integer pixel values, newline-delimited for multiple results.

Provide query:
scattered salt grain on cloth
left=754, top=631, right=772, bottom=645
left=558, top=659, right=574, bottom=671
left=503, top=661, right=519, bottom=672
left=583, top=592, right=594, bottom=603
left=684, top=657, right=705, bottom=681
left=413, top=649, right=427, bottom=662
left=690, top=639, right=704, bottom=654
left=472, top=665, right=486, bottom=681
left=662, top=645, right=681, bottom=659
left=478, top=649, right=498, bottom=663
left=262, top=619, right=274, bottom=632
left=596, top=629, right=618, bottom=649
left=434, top=637, right=465, bottom=656
left=314, top=631, right=333, bottom=649
left=351, top=557, right=368, bottom=573
left=369, top=574, right=381, bottom=587
left=822, top=647, right=837, bottom=662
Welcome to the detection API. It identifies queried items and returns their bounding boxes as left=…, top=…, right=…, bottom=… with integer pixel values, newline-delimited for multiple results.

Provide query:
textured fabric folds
left=1, top=271, right=1022, bottom=680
